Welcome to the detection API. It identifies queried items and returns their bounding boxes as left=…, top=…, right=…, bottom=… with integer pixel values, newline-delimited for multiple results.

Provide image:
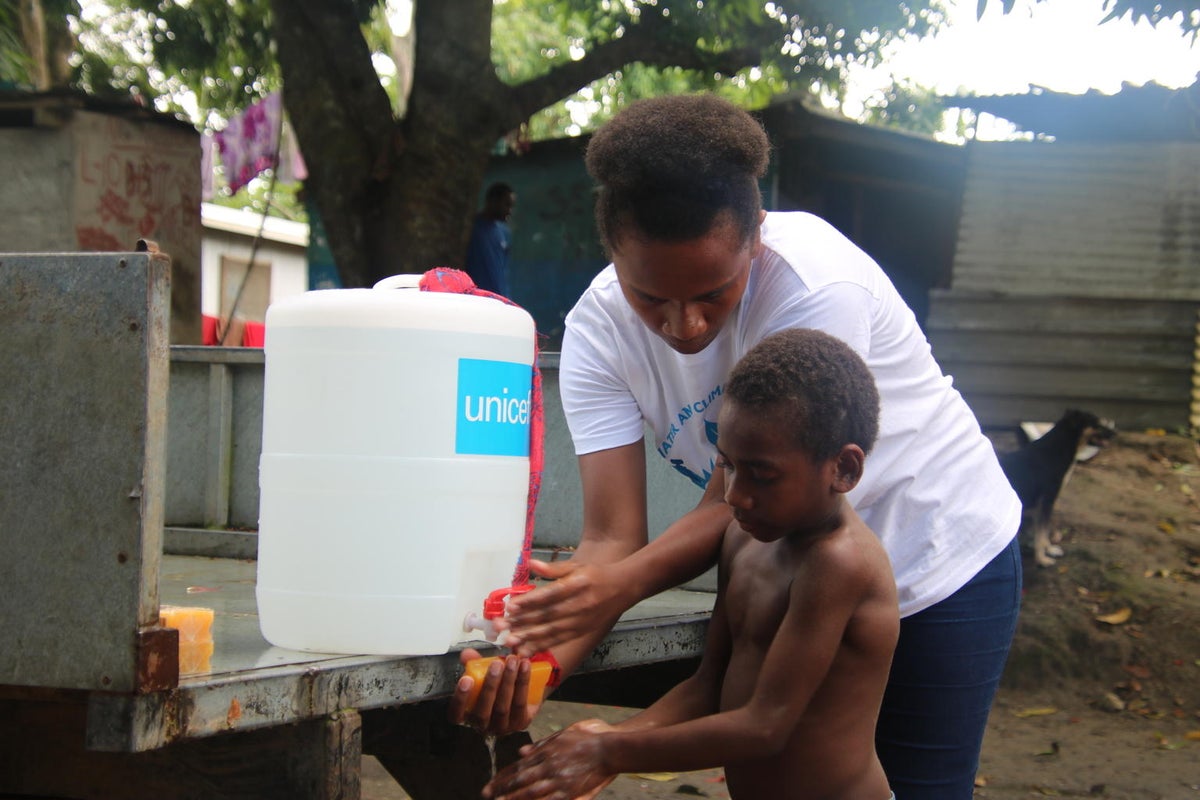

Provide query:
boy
left=483, top=328, right=899, bottom=800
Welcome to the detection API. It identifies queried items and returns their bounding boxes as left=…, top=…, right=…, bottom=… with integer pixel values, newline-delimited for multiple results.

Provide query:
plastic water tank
left=256, top=275, right=535, bottom=655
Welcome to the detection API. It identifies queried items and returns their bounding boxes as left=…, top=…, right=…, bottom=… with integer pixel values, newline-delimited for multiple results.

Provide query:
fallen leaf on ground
left=1095, top=607, right=1132, bottom=625
left=1014, top=707, right=1059, bottom=718
left=1154, top=732, right=1186, bottom=750
left=631, top=773, right=678, bottom=782
left=1185, top=730, right=1200, bottom=741
left=1123, top=664, right=1153, bottom=679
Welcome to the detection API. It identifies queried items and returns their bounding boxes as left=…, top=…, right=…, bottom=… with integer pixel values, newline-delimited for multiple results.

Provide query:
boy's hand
left=503, top=560, right=628, bottom=657
left=483, top=720, right=616, bottom=800
left=447, top=650, right=538, bottom=735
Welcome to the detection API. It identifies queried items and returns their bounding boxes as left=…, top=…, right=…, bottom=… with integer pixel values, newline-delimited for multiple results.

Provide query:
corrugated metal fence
left=927, top=140, right=1200, bottom=430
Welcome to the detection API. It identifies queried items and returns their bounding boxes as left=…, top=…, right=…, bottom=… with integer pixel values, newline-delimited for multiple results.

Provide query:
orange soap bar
left=464, top=657, right=552, bottom=711
left=160, top=606, right=215, bottom=675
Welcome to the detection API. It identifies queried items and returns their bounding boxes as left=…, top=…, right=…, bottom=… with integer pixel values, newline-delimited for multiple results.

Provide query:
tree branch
left=505, top=16, right=763, bottom=129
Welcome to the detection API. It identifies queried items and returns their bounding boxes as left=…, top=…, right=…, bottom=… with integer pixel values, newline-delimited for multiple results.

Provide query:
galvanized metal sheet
left=928, top=140, right=1200, bottom=429
left=928, top=290, right=1198, bottom=429
left=954, top=141, right=1200, bottom=301
left=0, top=252, right=169, bottom=692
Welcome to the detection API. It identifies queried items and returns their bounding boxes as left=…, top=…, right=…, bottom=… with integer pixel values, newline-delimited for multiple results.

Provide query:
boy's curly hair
left=585, top=93, right=770, bottom=253
left=725, top=329, right=880, bottom=461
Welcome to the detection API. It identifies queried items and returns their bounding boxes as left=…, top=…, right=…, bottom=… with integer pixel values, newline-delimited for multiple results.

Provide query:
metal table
left=3, top=552, right=711, bottom=799
left=0, top=252, right=713, bottom=799
left=92, top=554, right=713, bottom=751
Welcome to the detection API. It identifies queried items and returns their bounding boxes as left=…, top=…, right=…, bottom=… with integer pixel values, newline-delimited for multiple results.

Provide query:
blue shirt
left=465, top=215, right=511, bottom=297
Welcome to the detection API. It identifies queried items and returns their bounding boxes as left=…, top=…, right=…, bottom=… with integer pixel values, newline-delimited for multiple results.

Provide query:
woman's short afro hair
left=585, top=93, right=770, bottom=253
left=724, top=328, right=880, bottom=462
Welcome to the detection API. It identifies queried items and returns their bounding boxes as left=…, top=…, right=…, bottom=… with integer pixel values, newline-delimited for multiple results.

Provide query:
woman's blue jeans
left=876, top=536, right=1023, bottom=799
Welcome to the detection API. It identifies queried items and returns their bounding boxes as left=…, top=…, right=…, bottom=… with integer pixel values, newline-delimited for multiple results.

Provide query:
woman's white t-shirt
left=559, top=211, right=1021, bottom=617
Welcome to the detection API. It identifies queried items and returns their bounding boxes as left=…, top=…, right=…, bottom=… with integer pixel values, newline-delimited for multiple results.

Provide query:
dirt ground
left=365, top=430, right=1200, bottom=799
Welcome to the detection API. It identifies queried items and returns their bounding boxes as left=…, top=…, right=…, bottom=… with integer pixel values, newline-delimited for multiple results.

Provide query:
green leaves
left=1101, top=0, right=1200, bottom=35
left=64, top=0, right=963, bottom=139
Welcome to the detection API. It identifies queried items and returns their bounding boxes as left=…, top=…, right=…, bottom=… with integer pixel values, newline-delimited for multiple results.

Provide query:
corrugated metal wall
left=927, top=140, right=1200, bottom=430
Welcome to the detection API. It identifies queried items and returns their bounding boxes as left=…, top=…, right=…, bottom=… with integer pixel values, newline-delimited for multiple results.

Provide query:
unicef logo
left=456, top=358, right=532, bottom=457
left=463, top=386, right=531, bottom=426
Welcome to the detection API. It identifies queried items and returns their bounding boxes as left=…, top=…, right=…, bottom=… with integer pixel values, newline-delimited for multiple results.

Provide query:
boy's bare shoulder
left=798, top=519, right=893, bottom=589
left=720, top=521, right=753, bottom=557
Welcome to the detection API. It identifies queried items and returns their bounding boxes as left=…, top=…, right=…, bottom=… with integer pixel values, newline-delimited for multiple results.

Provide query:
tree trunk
left=272, top=0, right=508, bottom=288
left=363, top=0, right=509, bottom=284
left=270, top=0, right=764, bottom=289
left=270, top=0, right=394, bottom=288
left=17, top=0, right=49, bottom=88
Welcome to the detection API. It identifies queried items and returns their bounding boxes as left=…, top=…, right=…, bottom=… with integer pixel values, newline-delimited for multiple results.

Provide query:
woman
left=452, top=93, right=1022, bottom=799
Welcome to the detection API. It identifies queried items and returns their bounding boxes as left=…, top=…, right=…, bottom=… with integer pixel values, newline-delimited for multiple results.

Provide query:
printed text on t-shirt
left=655, top=385, right=723, bottom=459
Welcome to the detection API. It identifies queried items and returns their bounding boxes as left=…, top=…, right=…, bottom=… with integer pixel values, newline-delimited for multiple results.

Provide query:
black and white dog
left=998, top=409, right=1117, bottom=567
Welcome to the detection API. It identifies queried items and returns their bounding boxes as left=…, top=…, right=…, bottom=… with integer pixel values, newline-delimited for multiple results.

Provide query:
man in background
left=465, top=182, right=516, bottom=296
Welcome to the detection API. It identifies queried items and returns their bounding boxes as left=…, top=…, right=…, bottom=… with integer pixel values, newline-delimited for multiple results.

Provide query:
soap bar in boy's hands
left=160, top=606, right=215, bottom=675
left=463, top=656, right=552, bottom=711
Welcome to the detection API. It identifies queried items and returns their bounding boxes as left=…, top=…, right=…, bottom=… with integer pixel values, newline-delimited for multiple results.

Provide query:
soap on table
left=159, top=605, right=215, bottom=675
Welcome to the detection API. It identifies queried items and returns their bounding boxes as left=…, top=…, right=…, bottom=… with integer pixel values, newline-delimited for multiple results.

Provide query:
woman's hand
left=483, top=720, right=617, bottom=800
left=446, top=650, right=539, bottom=735
left=501, top=559, right=631, bottom=657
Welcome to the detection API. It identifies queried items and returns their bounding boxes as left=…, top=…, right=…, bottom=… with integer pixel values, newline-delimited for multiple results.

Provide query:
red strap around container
left=530, top=650, right=563, bottom=689
left=418, top=267, right=544, bottom=588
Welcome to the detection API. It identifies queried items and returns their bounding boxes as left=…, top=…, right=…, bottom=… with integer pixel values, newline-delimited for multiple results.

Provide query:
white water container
left=256, top=275, right=535, bottom=655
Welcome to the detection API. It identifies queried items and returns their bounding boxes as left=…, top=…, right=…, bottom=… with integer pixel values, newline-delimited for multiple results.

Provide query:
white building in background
left=200, top=203, right=310, bottom=323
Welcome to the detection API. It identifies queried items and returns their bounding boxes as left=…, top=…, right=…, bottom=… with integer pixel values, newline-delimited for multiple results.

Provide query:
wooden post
left=1191, top=308, right=1200, bottom=434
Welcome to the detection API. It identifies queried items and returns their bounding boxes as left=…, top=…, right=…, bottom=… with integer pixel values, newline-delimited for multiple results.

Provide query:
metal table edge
left=86, top=606, right=711, bottom=752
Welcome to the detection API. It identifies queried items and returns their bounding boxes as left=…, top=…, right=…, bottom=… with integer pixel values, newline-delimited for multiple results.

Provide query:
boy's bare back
left=717, top=509, right=898, bottom=799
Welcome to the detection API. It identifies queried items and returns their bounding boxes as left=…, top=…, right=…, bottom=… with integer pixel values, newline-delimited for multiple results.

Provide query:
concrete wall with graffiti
left=0, top=97, right=201, bottom=343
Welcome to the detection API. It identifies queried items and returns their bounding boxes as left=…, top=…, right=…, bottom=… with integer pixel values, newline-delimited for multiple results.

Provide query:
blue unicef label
left=456, top=358, right=533, bottom=457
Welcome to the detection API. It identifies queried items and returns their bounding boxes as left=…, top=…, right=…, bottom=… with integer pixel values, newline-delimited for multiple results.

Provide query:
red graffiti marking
left=76, top=226, right=126, bottom=251
left=138, top=210, right=157, bottom=238
left=75, top=125, right=196, bottom=250
left=99, top=188, right=134, bottom=226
